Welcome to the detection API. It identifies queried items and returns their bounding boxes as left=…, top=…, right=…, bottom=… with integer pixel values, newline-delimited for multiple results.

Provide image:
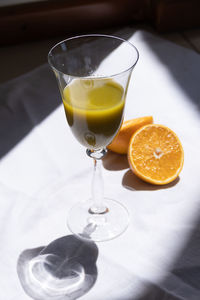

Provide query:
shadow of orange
left=102, top=150, right=129, bottom=171
left=122, top=169, right=180, bottom=191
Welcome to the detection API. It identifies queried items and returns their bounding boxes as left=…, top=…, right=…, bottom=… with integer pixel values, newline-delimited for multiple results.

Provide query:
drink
left=63, top=78, right=125, bottom=149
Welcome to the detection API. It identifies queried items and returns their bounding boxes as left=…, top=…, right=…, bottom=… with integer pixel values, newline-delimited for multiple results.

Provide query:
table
left=0, top=28, right=200, bottom=300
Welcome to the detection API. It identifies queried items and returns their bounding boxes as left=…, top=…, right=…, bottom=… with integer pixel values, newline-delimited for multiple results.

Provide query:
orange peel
left=108, top=116, right=153, bottom=154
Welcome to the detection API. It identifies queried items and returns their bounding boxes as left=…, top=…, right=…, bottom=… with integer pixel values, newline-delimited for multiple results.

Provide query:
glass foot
left=67, top=198, right=129, bottom=242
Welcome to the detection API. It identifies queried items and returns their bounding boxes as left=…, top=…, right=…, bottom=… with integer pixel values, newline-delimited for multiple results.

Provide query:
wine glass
left=48, top=34, right=139, bottom=242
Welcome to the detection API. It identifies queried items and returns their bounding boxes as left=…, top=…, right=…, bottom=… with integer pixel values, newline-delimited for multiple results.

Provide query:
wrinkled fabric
left=0, top=29, right=200, bottom=300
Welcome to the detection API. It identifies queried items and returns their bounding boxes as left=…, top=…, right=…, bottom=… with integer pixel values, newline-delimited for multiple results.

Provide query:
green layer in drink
left=63, top=78, right=125, bottom=149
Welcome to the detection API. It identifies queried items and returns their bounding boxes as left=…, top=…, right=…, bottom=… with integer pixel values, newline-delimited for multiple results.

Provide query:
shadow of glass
left=122, top=169, right=180, bottom=191
left=102, top=150, right=129, bottom=171
left=17, top=235, right=98, bottom=300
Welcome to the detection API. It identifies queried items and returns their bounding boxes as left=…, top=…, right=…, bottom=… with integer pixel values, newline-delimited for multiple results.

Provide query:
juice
left=63, top=78, right=125, bottom=149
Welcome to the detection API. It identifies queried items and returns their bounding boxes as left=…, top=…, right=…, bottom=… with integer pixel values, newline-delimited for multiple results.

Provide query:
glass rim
left=48, top=33, right=139, bottom=79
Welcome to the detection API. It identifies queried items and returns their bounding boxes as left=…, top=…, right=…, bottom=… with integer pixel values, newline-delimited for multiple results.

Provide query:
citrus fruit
left=128, top=124, right=184, bottom=185
left=107, top=116, right=153, bottom=154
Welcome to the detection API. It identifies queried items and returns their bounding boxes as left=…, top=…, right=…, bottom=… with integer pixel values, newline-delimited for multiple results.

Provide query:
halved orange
left=128, top=124, right=184, bottom=185
left=107, top=116, right=153, bottom=154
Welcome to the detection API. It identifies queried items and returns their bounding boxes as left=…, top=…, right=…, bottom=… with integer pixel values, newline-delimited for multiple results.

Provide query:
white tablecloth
left=0, top=29, right=200, bottom=300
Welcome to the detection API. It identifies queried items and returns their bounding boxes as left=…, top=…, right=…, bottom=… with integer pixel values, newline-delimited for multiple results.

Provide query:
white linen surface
left=0, top=30, right=200, bottom=300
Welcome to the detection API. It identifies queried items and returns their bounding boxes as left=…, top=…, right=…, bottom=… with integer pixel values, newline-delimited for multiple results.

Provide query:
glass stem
left=86, top=149, right=108, bottom=214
